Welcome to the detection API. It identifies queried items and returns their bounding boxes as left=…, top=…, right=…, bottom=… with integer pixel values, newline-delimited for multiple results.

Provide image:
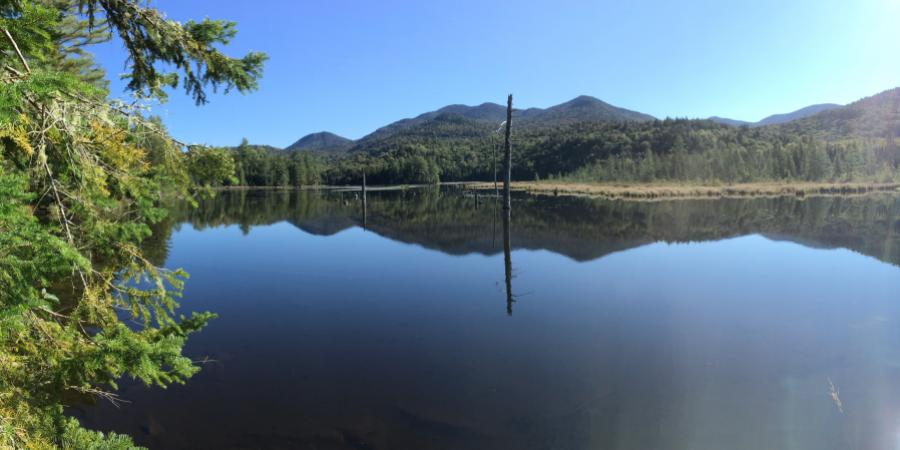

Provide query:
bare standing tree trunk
left=361, top=172, right=367, bottom=204
left=361, top=171, right=367, bottom=230
left=503, top=94, right=512, bottom=211
left=501, top=94, right=514, bottom=314
left=491, top=135, right=498, bottom=196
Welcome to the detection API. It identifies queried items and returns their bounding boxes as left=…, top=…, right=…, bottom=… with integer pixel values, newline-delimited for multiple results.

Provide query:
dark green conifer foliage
left=0, top=0, right=266, bottom=447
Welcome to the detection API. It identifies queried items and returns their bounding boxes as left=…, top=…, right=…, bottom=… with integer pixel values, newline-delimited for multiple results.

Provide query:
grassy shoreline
left=467, top=181, right=900, bottom=200
left=211, top=181, right=900, bottom=200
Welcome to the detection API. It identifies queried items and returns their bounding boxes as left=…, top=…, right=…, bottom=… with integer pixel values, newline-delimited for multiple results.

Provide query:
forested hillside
left=354, top=94, right=653, bottom=145
left=321, top=117, right=887, bottom=185
left=338, top=88, right=896, bottom=185
left=778, top=88, right=900, bottom=140
left=225, top=88, right=899, bottom=187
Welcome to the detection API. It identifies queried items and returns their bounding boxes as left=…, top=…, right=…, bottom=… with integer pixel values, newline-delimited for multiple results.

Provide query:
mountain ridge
left=709, top=103, right=843, bottom=127
left=286, top=131, right=353, bottom=154
left=226, top=86, right=900, bottom=187
left=347, top=95, right=655, bottom=146
left=256, top=89, right=894, bottom=155
left=776, top=88, right=900, bottom=139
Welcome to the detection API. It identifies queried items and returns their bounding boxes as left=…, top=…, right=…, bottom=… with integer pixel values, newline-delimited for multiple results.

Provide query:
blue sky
left=92, top=0, right=900, bottom=147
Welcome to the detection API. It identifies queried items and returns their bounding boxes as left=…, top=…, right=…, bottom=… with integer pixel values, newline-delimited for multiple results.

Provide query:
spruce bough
left=0, top=0, right=265, bottom=447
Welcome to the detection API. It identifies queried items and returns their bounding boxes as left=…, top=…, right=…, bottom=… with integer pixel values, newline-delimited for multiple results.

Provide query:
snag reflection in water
left=502, top=204, right=514, bottom=315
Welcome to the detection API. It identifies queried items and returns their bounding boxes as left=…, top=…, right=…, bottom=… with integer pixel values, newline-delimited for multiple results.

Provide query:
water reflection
left=160, top=188, right=900, bottom=267
left=502, top=203, right=514, bottom=315
left=83, top=188, right=900, bottom=450
left=362, top=187, right=368, bottom=231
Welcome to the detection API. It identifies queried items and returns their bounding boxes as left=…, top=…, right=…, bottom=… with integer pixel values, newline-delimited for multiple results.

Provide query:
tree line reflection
left=145, top=187, right=900, bottom=314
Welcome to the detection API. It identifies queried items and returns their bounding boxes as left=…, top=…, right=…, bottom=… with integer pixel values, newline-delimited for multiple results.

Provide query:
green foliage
left=39, top=0, right=112, bottom=90
left=60, top=420, right=142, bottom=450
left=0, top=0, right=264, bottom=447
left=187, top=146, right=237, bottom=187
left=548, top=121, right=893, bottom=184
left=229, top=139, right=323, bottom=187
left=75, top=0, right=267, bottom=104
left=0, top=1, right=57, bottom=66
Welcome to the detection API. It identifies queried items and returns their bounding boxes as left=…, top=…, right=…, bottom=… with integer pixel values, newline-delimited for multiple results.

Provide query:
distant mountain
left=710, top=103, right=842, bottom=127
left=758, top=103, right=842, bottom=126
left=433, top=102, right=509, bottom=122
left=358, top=102, right=507, bottom=143
left=349, top=111, right=494, bottom=158
left=286, top=131, right=353, bottom=153
left=225, top=86, right=900, bottom=187
left=778, top=88, right=899, bottom=139
left=708, top=116, right=752, bottom=127
left=524, top=95, right=656, bottom=125
left=351, top=95, right=654, bottom=148
left=233, top=143, right=282, bottom=153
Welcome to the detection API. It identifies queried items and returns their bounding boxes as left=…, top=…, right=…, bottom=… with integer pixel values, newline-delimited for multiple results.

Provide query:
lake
left=73, top=188, right=900, bottom=450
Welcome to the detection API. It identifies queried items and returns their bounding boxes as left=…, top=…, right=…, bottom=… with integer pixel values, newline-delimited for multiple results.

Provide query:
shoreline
left=211, top=182, right=469, bottom=192
left=212, top=181, right=900, bottom=200
left=467, top=181, right=900, bottom=200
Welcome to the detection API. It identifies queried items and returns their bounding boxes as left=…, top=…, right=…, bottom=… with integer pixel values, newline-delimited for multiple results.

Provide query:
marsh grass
left=469, top=181, right=900, bottom=200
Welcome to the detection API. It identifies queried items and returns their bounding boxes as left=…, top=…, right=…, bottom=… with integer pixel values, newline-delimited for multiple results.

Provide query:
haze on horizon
left=92, top=0, right=900, bottom=147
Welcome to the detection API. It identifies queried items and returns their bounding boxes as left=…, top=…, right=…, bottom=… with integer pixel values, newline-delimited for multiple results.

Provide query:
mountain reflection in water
left=162, top=188, right=900, bottom=266
left=74, top=188, right=900, bottom=450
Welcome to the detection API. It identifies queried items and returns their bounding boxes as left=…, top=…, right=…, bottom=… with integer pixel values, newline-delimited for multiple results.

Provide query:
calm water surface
left=75, top=188, right=900, bottom=449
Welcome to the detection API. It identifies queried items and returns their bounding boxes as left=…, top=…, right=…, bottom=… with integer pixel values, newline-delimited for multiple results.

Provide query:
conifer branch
left=2, top=27, right=31, bottom=73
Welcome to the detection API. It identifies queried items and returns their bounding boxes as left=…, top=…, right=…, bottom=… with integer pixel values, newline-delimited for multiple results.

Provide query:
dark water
left=74, top=188, right=900, bottom=450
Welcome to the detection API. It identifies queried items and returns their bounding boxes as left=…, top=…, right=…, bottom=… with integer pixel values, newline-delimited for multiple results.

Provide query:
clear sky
left=92, top=0, right=900, bottom=147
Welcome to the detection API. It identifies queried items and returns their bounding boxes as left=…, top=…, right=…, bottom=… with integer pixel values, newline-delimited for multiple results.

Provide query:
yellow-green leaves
left=1, top=0, right=264, bottom=446
left=0, top=114, right=32, bottom=156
